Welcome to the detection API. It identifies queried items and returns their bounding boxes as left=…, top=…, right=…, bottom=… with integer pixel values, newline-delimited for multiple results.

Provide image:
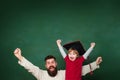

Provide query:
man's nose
left=49, top=63, right=54, bottom=66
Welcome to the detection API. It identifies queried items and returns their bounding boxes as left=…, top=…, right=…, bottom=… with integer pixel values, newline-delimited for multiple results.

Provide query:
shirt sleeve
left=83, top=47, right=93, bottom=59
left=81, top=61, right=100, bottom=76
left=57, top=44, right=67, bottom=58
left=18, top=57, right=43, bottom=79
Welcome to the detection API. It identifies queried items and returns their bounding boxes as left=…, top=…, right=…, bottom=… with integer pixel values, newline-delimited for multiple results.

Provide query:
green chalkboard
left=0, top=0, right=120, bottom=80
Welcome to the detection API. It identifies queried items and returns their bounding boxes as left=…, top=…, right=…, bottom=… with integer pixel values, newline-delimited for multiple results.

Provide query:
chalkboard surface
left=0, top=0, right=120, bottom=80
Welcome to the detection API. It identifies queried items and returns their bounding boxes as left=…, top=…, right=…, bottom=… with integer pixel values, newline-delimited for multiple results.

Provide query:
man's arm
left=56, top=39, right=67, bottom=58
left=14, top=48, right=42, bottom=79
left=82, top=57, right=102, bottom=76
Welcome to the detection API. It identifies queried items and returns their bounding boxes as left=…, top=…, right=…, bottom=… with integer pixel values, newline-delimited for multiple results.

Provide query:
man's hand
left=14, top=48, right=23, bottom=61
left=96, top=57, right=102, bottom=65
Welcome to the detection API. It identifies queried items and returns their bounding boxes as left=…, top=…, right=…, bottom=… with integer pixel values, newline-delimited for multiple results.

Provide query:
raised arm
left=83, top=42, right=95, bottom=59
left=56, top=39, right=67, bottom=58
left=14, top=48, right=42, bottom=79
left=82, top=56, right=102, bottom=76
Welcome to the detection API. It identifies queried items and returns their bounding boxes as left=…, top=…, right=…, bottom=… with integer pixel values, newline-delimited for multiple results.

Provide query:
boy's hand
left=91, top=42, right=95, bottom=48
left=56, top=39, right=61, bottom=44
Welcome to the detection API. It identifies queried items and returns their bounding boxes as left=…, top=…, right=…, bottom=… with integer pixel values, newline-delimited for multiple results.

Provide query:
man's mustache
left=47, top=66, right=58, bottom=77
left=49, top=66, right=55, bottom=69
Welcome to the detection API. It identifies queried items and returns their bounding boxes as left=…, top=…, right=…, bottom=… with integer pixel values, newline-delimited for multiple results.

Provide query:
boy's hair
left=68, top=48, right=79, bottom=57
left=44, top=55, right=56, bottom=61
left=63, top=41, right=85, bottom=56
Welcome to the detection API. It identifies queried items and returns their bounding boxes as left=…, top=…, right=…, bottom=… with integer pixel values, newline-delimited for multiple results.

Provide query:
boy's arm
left=56, top=39, right=67, bottom=58
left=83, top=42, right=95, bottom=59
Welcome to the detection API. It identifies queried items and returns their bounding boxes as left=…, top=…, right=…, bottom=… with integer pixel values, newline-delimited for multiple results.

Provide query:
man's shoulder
left=58, top=70, right=65, bottom=73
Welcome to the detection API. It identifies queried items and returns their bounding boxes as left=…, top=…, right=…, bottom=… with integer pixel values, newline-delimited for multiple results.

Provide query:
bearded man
left=14, top=48, right=102, bottom=80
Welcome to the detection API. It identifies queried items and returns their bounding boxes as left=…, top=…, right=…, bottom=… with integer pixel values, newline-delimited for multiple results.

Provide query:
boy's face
left=68, top=50, right=78, bottom=61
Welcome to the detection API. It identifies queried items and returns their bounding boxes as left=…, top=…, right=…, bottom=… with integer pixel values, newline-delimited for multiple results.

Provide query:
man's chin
left=47, top=68, right=57, bottom=77
left=49, top=68, right=55, bottom=72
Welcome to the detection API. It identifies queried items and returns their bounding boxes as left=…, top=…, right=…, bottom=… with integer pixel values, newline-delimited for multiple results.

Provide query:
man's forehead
left=46, top=58, right=56, bottom=62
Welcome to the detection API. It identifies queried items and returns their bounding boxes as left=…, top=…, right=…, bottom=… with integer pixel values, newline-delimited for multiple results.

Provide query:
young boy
left=56, top=39, right=95, bottom=80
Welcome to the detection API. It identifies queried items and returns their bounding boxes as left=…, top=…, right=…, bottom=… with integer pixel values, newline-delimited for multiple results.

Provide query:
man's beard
left=47, top=66, right=58, bottom=77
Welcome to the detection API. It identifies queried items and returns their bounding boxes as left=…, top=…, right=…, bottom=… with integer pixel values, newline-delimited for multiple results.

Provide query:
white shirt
left=18, top=57, right=99, bottom=80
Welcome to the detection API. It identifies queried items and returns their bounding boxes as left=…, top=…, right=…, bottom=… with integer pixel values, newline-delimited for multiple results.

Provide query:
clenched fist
left=14, top=48, right=23, bottom=61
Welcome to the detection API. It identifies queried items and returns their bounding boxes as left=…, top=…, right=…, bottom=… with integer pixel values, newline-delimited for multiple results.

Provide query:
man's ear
left=45, top=63, right=47, bottom=68
left=56, top=62, right=57, bottom=65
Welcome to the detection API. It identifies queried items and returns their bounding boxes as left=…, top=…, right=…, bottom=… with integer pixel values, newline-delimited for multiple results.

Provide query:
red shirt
left=64, top=56, right=85, bottom=80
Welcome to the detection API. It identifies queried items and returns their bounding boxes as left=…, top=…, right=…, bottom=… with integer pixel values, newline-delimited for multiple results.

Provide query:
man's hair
left=44, top=55, right=56, bottom=61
